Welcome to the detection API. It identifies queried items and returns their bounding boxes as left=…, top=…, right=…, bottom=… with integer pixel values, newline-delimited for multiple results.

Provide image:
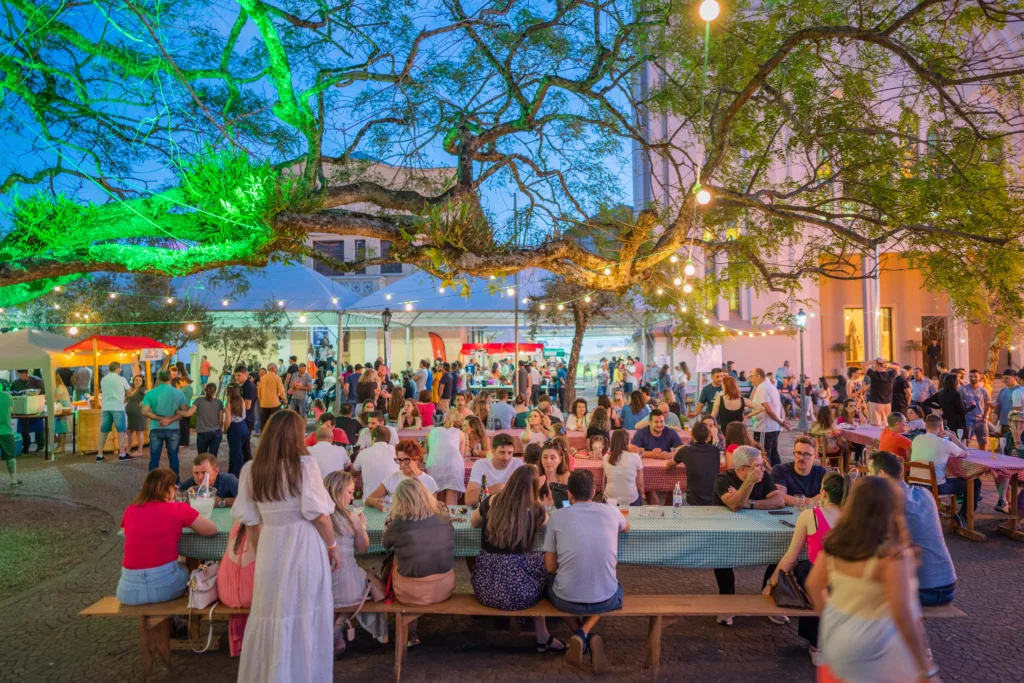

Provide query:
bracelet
left=327, top=542, right=337, bottom=550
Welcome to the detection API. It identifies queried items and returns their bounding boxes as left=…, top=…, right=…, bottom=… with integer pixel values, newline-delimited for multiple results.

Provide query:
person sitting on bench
left=543, top=469, right=630, bottom=674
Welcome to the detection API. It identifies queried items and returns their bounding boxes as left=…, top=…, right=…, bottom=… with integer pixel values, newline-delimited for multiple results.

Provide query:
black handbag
left=770, top=569, right=812, bottom=610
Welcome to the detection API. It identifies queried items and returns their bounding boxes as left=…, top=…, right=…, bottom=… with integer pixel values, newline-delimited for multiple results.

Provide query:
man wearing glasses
left=771, top=436, right=828, bottom=507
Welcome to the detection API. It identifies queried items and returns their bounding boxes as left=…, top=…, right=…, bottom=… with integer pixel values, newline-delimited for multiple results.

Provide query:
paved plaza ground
left=2, top=431, right=1023, bottom=683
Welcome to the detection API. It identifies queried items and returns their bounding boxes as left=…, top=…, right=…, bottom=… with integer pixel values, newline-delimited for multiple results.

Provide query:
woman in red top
left=117, top=468, right=217, bottom=605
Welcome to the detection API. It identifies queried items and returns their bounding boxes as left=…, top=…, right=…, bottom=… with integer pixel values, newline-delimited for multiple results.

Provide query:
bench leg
left=138, top=616, right=171, bottom=682
left=394, top=614, right=407, bottom=683
left=643, top=616, right=663, bottom=682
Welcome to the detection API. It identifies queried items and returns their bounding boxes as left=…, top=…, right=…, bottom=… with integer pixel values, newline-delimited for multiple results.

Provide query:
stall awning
left=64, top=335, right=174, bottom=353
left=460, top=342, right=544, bottom=355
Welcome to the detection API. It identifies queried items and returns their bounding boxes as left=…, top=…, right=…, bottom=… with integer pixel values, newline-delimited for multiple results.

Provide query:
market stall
left=63, top=335, right=176, bottom=454
left=0, top=329, right=79, bottom=459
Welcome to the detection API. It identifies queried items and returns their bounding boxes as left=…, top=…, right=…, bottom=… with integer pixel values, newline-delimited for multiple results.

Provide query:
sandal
left=407, top=635, right=421, bottom=648
left=535, top=635, right=568, bottom=653
left=995, top=501, right=1010, bottom=514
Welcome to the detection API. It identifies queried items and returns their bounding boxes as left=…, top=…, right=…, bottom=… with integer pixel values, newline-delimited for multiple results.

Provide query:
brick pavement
left=2, top=433, right=1024, bottom=683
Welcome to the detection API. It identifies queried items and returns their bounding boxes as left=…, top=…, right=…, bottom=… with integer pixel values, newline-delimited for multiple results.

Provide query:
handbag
left=187, top=561, right=220, bottom=653
left=770, top=569, right=812, bottom=610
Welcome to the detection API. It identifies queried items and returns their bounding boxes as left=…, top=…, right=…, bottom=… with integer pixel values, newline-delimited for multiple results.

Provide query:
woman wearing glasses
left=366, top=440, right=438, bottom=509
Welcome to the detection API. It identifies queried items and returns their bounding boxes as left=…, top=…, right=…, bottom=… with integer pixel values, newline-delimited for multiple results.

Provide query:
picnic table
left=397, top=428, right=692, bottom=455
left=838, top=426, right=1023, bottom=542
left=180, top=505, right=802, bottom=568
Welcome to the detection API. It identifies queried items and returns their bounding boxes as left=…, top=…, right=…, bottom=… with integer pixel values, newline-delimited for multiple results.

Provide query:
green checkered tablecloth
left=180, top=505, right=799, bottom=569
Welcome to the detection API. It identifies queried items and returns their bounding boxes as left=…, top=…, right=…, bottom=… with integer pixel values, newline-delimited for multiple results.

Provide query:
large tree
left=2, top=0, right=1023, bottom=347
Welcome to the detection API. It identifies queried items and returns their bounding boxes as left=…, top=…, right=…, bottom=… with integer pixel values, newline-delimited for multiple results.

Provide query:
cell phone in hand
left=780, top=520, right=796, bottom=528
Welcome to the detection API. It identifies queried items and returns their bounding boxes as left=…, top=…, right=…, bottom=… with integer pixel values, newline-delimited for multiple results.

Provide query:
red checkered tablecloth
left=838, top=426, right=882, bottom=447
left=948, top=449, right=1024, bottom=480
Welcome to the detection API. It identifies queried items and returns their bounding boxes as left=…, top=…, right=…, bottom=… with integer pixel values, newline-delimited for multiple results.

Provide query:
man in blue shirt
left=909, top=366, right=935, bottom=405
left=487, top=389, right=516, bottom=429
left=345, top=363, right=362, bottom=403
left=630, top=410, right=682, bottom=457
left=178, top=453, right=239, bottom=507
left=870, top=450, right=956, bottom=606
left=438, top=362, right=454, bottom=412
left=958, top=370, right=990, bottom=449
left=993, top=368, right=1022, bottom=437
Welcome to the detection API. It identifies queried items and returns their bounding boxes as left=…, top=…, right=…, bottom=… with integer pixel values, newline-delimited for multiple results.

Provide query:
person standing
left=223, top=385, right=251, bottom=477
left=258, top=361, right=287, bottom=426
left=921, top=373, right=968, bottom=436
left=193, top=382, right=224, bottom=456
left=231, top=410, right=340, bottom=682
left=199, top=355, right=211, bottom=389
left=925, top=338, right=942, bottom=379
left=140, top=369, right=194, bottom=481
left=891, top=365, right=912, bottom=418
left=0, top=386, right=19, bottom=487
left=53, top=371, right=72, bottom=454
left=865, top=358, right=900, bottom=427
left=286, top=363, right=313, bottom=418
left=97, top=362, right=132, bottom=462
left=517, top=361, right=531, bottom=403
left=690, top=367, right=724, bottom=418
left=72, top=365, right=93, bottom=402
left=233, top=365, right=258, bottom=464
left=124, top=376, right=147, bottom=458
left=748, top=368, right=788, bottom=467
left=805, top=477, right=939, bottom=683
left=959, top=369, right=990, bottom=449
left=909, top=367, right=935, bottom=407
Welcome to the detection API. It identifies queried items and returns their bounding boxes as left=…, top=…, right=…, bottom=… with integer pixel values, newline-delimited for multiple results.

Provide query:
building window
left=843, top=307, right=893, bottom=365
left=311, top=240, right=344, bottom=276
left=354, top=240, right=366, bottom=275
left=380, top=240, right=403, bottom=274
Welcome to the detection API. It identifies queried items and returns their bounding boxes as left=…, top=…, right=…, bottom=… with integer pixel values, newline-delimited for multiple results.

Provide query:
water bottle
left=672, top=482, right=683, bottom=515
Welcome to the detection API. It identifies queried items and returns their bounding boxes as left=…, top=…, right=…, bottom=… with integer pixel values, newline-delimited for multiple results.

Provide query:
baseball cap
left=1003, top=368, right=1016, bottom=376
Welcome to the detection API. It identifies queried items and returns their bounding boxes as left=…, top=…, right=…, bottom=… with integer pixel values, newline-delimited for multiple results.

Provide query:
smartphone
left=780, top=520, right=796, bottom=528
left=768, top=510, right=793, bottom=516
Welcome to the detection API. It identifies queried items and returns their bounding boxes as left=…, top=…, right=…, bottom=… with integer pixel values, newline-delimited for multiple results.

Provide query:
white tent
left=0, top=329, right=78, bottom=459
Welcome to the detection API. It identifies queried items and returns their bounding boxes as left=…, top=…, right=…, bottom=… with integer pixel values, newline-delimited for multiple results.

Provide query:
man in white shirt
left=307, top=425, right=350, bottom=476
left=413, top=360, right=429, bottom=394
left=749, top=367, right=789, bottom=466
left=529, top=362, right=542, bottom=405
left=352, top=426, right=399, bottom=498
left=356, top=410, right=400, bottom=449
left=466, top=433, right=524, bottom=505
left=98, top=361, right=132, bottom=461
left=911, top=414, right=980, bottom=515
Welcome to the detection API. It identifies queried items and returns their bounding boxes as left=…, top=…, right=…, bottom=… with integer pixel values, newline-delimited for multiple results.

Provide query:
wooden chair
left=904, top=460, right=958, bottom=532
left=816, top=433, right=844, bottom=472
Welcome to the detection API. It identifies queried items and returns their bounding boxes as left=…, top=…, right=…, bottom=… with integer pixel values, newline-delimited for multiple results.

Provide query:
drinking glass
left=794, top=494, right=806, bottom=511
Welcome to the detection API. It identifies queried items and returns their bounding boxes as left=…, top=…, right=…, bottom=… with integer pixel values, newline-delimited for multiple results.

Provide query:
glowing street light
left=699, top=0, right=720, bottom=21
left=696, top=189, right=712, bottom=205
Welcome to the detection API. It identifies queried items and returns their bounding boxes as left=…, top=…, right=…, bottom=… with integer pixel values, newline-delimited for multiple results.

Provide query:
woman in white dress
left=231, top=410, right=342, bottom=683
left=426, top=413, right=466, bottom=505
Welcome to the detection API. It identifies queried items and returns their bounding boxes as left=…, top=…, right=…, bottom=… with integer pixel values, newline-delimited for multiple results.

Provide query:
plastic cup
left=794, top=495, right=806, bottom=510
left=605, top=497, right=618, bottom=508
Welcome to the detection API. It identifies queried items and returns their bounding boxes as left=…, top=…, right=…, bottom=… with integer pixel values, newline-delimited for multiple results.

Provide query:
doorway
left=921, top=316, right=946, bottom=378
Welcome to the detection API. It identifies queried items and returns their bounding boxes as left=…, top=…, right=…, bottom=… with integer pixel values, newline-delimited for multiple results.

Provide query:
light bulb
left=749, top=332, right=754, bottom=338
left=405, top=302, right=413, bottom=311
left=960, top=338, right=965, bottom=343
left=699, top=0, right=720, bottom=21
left=603, top=267, right=612, bottom=276
left=54, top=286, right=62, bottom=292
left=761, top=332, right=767, bottom=337
left=507, top=287, right=515, bottom=296
left=298, top=315, right=307, bottom=323
left=1013, top=345, right=1018, bottom=351
left=186, top=323, right=196, bottom=333
left=53, top=303, right=60, bottom=310
left=719, top=326, right=725, bottom=332
left=915, top=327, right=921, bottom=332
left=557, top=304, right=565, bottom=311
left=277, top=300, right=285, bottom=307
left=809, top=312, right=816, bottom=318
left=163, top=297, right=172, bottom=304
left=385, top=294, right=392, bottom=300
left=703, top=317, right=709, bottom=324
left=673, top=277, right=682, bottom=286
left=540, top=304, right=546, bottom=311
left=83, top=314, right=89, bottom=320
left=74, top=313, right=80, bottom=319
left=222, top=299, right=229, bottom=306
left=696, top=189, right=712, bottom=205
left=683, top=283, right=693, bottom=294
left=521, top=298, right=528, bottom=304
left=669, top=255, right=678, bottom=264
left=681, top=305, right=687, bottom=312
left=769, top=330, right=775, bottom=335
left=68, top=326, right=78, bottom=336
left=584, top=295, right=591, bottom=303
left=332, top=297, right=339, bottom=304
left=489, top=275, right=496, bottom=280
left=656, top=288, right=664, bottom=295
left=684, top=260, right=696, bottom=276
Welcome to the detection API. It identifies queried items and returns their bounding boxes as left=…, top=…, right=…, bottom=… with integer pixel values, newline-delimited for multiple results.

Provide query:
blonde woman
left=462, top=415, right=490, bottom=459
left=398, top=398, right=422, bottom=429
left=426, top=413, right=466, bottom=506
left=520, top=409, right=553, bottom=445
left=323, top=471, right=387, bottom=650
left=52, top=370, right=72, bottom=453
left=382, top=478, right=455, bottom=646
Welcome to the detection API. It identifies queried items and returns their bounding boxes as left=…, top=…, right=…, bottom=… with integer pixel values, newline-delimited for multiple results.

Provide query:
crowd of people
left=63, top=346, right=1023, bottom=682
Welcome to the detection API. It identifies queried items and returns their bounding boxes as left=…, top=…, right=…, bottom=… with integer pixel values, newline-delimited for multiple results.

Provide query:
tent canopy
left=65, top=335, right=174, bottom=353
left=460, top=342, right=544, bottom=355
left=172, top=261, right=364, bottom=311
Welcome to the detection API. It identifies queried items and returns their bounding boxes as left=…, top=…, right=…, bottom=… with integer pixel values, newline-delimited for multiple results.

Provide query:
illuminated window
left=843, top=307, right=893, bottom=364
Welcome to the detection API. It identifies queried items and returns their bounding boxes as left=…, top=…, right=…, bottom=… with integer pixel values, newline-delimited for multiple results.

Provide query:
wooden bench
left=81, top=593, right=967, bottom=682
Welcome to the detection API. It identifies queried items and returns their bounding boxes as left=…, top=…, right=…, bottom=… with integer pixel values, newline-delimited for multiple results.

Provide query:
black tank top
left=717, top=397, right=747, bottom=430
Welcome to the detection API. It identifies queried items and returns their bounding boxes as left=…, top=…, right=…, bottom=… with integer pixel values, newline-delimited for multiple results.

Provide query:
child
left=586, top=434, right=608, bottom=460
left=312, top=399, right=326, bottom=420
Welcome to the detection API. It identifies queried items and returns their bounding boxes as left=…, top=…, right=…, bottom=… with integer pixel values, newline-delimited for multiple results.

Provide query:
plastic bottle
left=480, top=474, right=489, bottom=504
left=672, top=481, right=683, bottom=514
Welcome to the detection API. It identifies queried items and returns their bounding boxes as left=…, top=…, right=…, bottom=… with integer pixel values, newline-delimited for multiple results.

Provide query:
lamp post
left=795, top=308, right=808, bottom=431
left=381, top=307, right=392, bottom=371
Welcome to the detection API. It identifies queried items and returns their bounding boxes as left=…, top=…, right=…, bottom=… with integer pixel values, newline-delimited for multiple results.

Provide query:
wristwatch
left=747, top=500, right=755, bottom=509
left=217, top=500, right=225, bottom=508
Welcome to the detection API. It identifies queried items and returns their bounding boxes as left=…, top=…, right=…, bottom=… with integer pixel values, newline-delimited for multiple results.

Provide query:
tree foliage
left=1, top=0, right=1023, bottom=348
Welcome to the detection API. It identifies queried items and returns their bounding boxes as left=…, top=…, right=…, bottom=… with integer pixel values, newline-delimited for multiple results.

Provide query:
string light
left=221, top=299, right=229, bottom=306
left=603, top=267, right=612, bottom=276
left=109, top=293, right=117, bottom=299
left=166, top=297, right=175, bottom=304
left=656, top=288, right=664, bottom=295
left=684, top=260, right=696, bottom=276
left=277, top=300, right=285, bottom=307
left=53, top=303, right=60, bottom=310
left=769, top=330, right=775, bottom=335
left=68, top=326, right=78, bottom=336
left=385, top=294, right=392, bottom=300
left=669, top=255, right=678, bottom=264
left=405, top=302, right=413, bottom=311
left=583, top=295, right=591, bottom=303
left=489, top=275, right=496, bottom=280
left=719, top=326, right=725, bottom=332
left=439, top=287, right=445, bottom=293
left=703, top=317, right=709, bottom=324
left=683, top=283, right=693, bottom=294
left=540, top=304, right=546, bottom=311
left=673, top=277, right=682, bottom=286
left=54, top=286, right=62, bottom=292
left=74, top=312, right=81, bottom=318
left=680, top=304, right=687, bottom=312
left=186, top=323, right=196, bottom=332
left=915, top=327, right=921, bottom=332
left=506, top=287, right=515, bottom=296
left=298, top=314, right=307, bottom=323
left=331, top=297, right=339, bottom=304
left=761, top=332, right=767, bottom=337
left=521, top=298, right=529, bottom=304
left=557, top=304, right=565, bottom=311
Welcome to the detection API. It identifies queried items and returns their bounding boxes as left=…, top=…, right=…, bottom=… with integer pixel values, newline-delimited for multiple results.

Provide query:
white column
left=861, top=248, right=879, bottom=360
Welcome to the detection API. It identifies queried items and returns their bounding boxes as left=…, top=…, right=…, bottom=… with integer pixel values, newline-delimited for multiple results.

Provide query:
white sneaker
left=717, top=615, right=734, bottom=626
left=808, top=646, right=822, bottom=666
left=769, top=615, right=790, bottom=625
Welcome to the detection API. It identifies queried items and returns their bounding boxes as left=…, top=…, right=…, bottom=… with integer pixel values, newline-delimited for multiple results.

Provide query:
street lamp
left=795, top=308, right=808, bottom=431
left=381, top=307, right=392, bottom=369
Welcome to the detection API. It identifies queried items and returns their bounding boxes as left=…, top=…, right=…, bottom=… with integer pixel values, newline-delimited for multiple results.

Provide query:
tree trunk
left=564, top=306, right=588, bottom=410
left=986, top=324, right=1014, bottom=375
